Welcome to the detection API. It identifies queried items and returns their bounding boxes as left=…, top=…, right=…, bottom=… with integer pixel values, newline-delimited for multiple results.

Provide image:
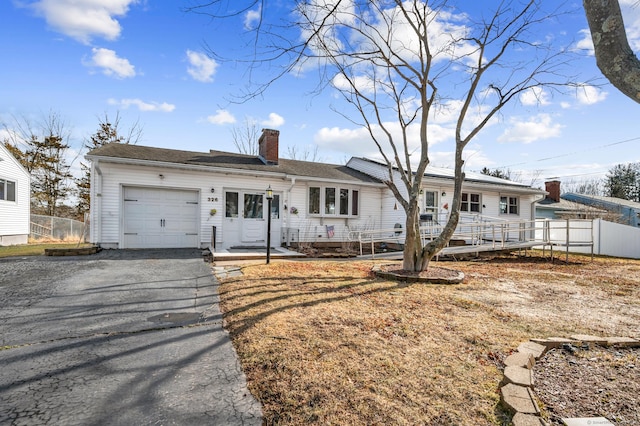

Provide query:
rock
left=512, top=412, right=547, bottom=426
left=500, top=384, right=540, bottom=415
left=504, top=352, right=535, bottom=369
left=517, top=341, right=547, bottom=359
left=569, top=334, right=608, bottom=345
left=503, top=365, right=534, bottom=387
left=604, top=336, right=640, bottom=348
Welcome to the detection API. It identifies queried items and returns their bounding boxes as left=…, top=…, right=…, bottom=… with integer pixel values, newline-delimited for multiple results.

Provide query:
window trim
left=308, top=185, right=360, bottom=218
left=499, top=195, right=519, bottom=215
left=460, top=192, right=481, bottom=213
left=0, top=178, right=17, bottom=202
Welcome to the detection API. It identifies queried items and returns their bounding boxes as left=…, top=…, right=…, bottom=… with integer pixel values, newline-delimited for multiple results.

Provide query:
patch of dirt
left=534, top=345, right=640, bottom=424
left=379, top=264, right=462, bottom=279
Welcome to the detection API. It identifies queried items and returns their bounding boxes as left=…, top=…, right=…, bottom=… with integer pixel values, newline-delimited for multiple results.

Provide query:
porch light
left=266, top=185, right=273, bottom=200
left=441, top=191, right=446, bottom=197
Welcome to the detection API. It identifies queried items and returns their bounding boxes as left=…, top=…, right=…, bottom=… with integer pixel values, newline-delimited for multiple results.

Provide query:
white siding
left=0, top=145, right=30, bottom=244
left=91, top=161, right=386, bottom=249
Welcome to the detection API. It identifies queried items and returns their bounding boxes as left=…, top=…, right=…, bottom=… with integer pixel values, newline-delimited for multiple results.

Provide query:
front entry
left=241, top=192, right=266, bottom=242
left=223, top=189, right=281, bottom=248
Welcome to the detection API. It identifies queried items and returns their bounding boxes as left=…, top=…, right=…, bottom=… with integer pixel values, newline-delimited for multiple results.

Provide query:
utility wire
left=496, top=136, right=640, bottom=169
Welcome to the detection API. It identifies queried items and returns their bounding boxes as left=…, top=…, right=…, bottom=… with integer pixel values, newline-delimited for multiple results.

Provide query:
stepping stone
left=513, top=412, right=547, bottom=426
left=517, top=341, right=547, bottom=359
left=604, top=336, right=640, bottom=348
left=530, top=337, right=577, bottom=350
left=500, top=384, right=539, bottom=415
left=504, top=352, right=535, bottom=369
left=569, top=334, right=608, bottom=345
left=562, top=417, right=613, bottom=426
left=503, top=366, right=533, bottom=387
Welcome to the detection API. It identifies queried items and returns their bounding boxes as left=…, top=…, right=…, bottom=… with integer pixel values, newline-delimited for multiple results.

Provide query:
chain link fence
left=30, top=214, right=88, bottom=242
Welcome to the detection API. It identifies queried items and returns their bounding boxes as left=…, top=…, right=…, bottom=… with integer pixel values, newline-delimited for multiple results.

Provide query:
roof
left=351, top=157, right=542, bottom=192
left=536, top=197, right=606, bottom=213
left=86, top=143, right=382, bottom=184
left=562, top=193, right=640, bottom=210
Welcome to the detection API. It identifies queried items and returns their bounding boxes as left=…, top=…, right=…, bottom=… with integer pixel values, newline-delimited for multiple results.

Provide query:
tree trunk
left=583, top=0, right=640, bottom=103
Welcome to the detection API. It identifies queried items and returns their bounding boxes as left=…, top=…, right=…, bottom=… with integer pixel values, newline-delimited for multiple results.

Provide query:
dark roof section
left=86, top=143, right=382, bottom=184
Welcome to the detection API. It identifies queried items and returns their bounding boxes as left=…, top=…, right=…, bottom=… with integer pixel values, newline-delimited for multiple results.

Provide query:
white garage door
left=123, top=187, right=199, bottom=249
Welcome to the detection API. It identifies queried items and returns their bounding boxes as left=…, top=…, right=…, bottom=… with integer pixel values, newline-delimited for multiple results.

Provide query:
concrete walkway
left=0, top=249, right=262, bottom=425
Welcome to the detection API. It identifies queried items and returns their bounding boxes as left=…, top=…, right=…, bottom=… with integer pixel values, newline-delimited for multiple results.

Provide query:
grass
left=0, top=241, right=92, bottom=258
left=216, top=252, right=640, bottom=425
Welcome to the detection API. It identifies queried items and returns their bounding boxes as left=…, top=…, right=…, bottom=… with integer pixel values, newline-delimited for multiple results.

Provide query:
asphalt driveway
left=0, top=249, right=262, bottom=425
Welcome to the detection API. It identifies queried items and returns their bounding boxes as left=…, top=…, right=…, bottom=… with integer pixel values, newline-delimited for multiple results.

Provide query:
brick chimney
left=258, top=129, right=279, bottom=165
left=545, top=180, right=561, bottom=202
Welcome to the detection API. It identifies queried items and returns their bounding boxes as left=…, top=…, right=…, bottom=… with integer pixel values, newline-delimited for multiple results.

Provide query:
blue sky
left=1, top=0, right=639, bottom=190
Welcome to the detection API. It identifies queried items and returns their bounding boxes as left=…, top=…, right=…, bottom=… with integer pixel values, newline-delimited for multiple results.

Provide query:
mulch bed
left=534, top=345, right=640, bottom=424
left=375, top=264, right=465, bottom=284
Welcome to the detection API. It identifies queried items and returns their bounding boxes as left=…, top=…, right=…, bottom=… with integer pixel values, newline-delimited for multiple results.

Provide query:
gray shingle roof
left=86, top=143, right=382, bottom=184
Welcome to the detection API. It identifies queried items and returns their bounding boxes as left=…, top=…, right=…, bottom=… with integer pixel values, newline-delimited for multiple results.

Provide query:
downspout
left=286, top=176, right=296, bottom=236
left=93, top=160, right=103, bottom=245
left=530, top=193, right=546, bottom=242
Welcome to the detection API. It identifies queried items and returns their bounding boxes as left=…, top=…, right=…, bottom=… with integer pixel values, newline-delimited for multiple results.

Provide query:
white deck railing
left=349, top=216, right=594, bottom=259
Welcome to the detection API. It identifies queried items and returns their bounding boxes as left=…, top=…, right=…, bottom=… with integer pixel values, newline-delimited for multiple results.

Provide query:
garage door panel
left=123, top=187, right=199, bottom=249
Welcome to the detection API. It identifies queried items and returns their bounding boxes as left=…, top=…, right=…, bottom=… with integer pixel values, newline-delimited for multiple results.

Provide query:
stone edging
left=371, top=265, right=465, bottom=284
left=500, top=334, right=640, bottom=425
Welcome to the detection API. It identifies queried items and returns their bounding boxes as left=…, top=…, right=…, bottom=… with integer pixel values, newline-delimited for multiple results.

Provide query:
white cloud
left=575, top=84, right=608, bottom=105
left=186, top=50, right=218, bottom=83
left=520, top=87, right=551, bottom=106
left=108, top=98, right=175, bottom=112
left=86, top=47, right=136, bottom=78
left=30, top=0, right=138, bottom=44
left=207, top=109, right=236, bottom=125
left=261, top=113, right=285, bottom=128
left=497, top=113, right=563, bottom=144
left=574, top=29, right=594, bottom=55
left=244, top=6, right=261, bottom=30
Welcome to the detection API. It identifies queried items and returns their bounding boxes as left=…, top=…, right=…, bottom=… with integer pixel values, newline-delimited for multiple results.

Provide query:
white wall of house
left=90, top=160, right=386, bottom=249
left=347, top=157, right=541, bottom=234
left=0, top=144, right=30, bottom=246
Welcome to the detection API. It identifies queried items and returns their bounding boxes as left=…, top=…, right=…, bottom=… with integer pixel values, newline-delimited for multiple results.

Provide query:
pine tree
left=75, top=113, right=142, bottom=217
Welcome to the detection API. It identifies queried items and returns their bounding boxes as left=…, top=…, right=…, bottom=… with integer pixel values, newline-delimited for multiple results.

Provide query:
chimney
left=545, top=180, right=561, bottom=202
left=258, top=129, right=279, bottom=165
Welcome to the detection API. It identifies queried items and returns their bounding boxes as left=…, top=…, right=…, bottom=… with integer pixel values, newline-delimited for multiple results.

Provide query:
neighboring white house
left=0, top=144, right=30, bottom=246
left=86, top=129, right=546, bottom=250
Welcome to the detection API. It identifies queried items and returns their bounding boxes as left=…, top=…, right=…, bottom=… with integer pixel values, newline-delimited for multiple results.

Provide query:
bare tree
left=230, top=117, right=260, bottom=155
left=189, top=1, right=578, bottom=271
left=583, top=0, right=640, bottom=103
left=286, top=144, right=323, bottom=162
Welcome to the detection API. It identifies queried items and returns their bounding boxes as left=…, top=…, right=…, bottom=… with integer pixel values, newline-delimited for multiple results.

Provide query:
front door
left=241, top=192, right=265, bottom=242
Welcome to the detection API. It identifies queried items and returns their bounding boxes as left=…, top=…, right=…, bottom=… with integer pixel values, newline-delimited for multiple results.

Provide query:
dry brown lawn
left=215, top=252, right=640, bottom=425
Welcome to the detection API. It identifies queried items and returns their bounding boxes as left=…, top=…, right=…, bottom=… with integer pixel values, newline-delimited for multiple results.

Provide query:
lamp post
left=265, top=185, right=273, bottom=264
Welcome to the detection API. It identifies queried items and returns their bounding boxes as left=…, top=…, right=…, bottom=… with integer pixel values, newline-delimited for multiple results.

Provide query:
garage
left=122, top=187, right=199, bottom=248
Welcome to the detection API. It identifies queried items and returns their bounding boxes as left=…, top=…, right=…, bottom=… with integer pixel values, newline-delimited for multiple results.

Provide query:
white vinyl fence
left=536, top=219, right=640, bottom=260
left=30, top=214, right=88, bottom=242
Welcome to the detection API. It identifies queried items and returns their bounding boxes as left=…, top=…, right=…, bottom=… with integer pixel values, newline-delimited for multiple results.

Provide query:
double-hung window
left=461, top=192, right=481, bottom=212
left=309, top=186, right=359, bottom=217
left=0, top=178, right=16, bottom=202
left=500, top=196, right=519, bottom=215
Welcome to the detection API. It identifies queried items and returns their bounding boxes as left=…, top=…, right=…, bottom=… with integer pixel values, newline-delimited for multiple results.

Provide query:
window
left=244, top=193, right=263, bottom=219
left=270, top=194, right=280, bottom=219
left=461, top=192, right=481, bottom=212
left=325, top=188, right=335, bottom=214
left=225, top=192, right=238, bottom=217
left=309, top=187, right=320, bottom=214
left=308, top=185, right=359, bottom=217
left=500, top=196, right=519, bottom=215
left=0, top=179, right=16, bottom=202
